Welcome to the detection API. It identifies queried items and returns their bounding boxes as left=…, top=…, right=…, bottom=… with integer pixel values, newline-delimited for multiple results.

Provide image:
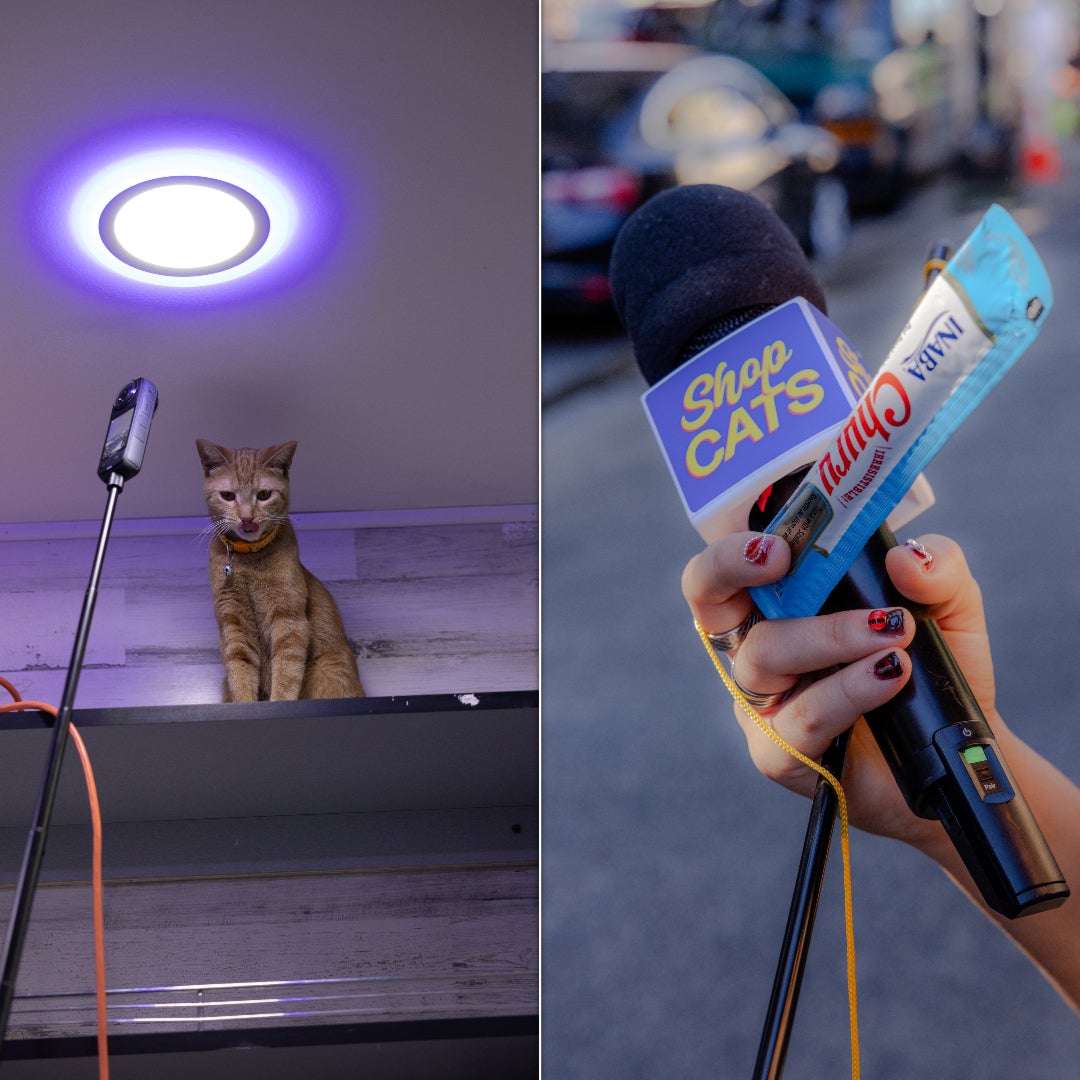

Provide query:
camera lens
left=116, top=381, right=138, bottom=407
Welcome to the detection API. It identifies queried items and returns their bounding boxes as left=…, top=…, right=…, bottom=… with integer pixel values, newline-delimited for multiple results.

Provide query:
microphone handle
left=822, top=525, right=1069, bottom=919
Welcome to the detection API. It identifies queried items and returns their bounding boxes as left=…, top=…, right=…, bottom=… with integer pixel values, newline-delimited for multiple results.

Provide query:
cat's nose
left=239, top=519, right=260, bottom=534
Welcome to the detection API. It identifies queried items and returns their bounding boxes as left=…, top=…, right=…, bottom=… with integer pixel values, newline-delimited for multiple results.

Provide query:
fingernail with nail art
left=904, top=539, right=934, bottom=571
left=874, top=652, right=904, bottom=680
left=743, top=535, right=774, bottom=566
left=869, top=608, right=905, bottom=634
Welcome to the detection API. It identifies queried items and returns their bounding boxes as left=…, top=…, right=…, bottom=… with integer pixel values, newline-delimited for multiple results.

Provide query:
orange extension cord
left=0, top=675, right=108, bottom=1080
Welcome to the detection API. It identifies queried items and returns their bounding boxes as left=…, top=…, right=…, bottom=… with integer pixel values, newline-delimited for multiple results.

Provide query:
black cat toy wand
left=0, top=378, right=158, bottom=1062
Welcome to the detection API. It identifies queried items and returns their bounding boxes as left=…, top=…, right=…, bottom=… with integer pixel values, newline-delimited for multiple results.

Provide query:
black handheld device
left=760, top=474, right=1069, bottom=919
left=830, top=525, right=1067, bottom=916
left=97, top=377, right=159, bottom=482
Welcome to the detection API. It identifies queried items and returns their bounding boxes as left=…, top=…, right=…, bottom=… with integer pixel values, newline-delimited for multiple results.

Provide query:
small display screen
left=959, top=743, right=1011, bottom=801
left=102, top=410, right=134, bottom=459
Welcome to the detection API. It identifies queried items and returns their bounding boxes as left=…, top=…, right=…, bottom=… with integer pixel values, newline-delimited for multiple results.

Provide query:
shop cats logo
left=678, top=337, right=825, bottom=479
left=642, top=299, right=863, bottom=517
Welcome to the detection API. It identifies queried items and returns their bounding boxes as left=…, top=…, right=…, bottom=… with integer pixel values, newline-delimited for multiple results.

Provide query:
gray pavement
left=541, top=160, right=1080, bottom=1077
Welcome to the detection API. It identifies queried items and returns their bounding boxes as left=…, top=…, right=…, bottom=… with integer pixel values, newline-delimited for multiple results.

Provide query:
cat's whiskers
left=194, top=518, right=242, bottom=548
left=194, top=522, right=222, bottom=547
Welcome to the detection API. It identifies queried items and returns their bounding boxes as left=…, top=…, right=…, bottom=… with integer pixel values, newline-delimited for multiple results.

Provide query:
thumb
left=885, top=534, right=996, bottom=712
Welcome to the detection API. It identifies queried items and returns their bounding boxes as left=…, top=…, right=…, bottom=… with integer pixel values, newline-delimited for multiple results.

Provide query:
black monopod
left=0, top=378, right=158, bottom=1061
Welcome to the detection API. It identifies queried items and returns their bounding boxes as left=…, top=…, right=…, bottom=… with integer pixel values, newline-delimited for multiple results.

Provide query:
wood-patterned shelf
left=0, top=694, right=538, bottom=1074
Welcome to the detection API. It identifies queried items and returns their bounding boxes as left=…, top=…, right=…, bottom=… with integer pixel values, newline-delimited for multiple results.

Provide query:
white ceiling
left=0, top=0, right=538, bottom=524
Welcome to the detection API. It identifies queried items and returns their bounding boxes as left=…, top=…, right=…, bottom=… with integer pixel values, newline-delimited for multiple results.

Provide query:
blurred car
left=542, top=41, right=850, bottom=319
left=700, top=0, right=973, bottom=212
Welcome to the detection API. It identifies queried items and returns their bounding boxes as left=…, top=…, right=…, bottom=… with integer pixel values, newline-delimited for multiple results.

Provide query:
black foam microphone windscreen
left=610, top=184, right=826, bottom=385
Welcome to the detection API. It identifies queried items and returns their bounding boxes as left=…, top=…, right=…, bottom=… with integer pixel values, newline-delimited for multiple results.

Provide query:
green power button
left=962, top=744, right=989, bottom=766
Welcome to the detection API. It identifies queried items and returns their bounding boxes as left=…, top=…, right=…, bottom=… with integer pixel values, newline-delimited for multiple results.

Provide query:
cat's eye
left=220, top=491, right=236, bottom=502
left=256, top=490, right=272, bottom=502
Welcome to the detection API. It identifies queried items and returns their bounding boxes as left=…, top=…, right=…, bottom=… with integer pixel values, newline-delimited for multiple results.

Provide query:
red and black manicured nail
left=873, top=652, right=904, bottom=680
left=868, top=608, right=905, bottom=634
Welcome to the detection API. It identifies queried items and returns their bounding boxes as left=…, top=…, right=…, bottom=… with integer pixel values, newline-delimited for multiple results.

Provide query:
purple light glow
left=31, top=118, right=343, bottom=303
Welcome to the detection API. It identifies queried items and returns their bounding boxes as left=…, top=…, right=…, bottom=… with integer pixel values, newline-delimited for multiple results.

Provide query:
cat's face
left=196, top=440, right=296, bottom=543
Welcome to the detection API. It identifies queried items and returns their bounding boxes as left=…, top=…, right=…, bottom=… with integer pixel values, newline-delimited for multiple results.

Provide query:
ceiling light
left=99, top=176, right=271, bottom=276
left=36, top=120, right=344, bottom=300
left=65, top=142, right=302, bottom=290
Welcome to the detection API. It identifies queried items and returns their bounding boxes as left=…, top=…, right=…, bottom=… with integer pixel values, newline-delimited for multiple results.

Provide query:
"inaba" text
left=900, top=312, right=965, bottom=380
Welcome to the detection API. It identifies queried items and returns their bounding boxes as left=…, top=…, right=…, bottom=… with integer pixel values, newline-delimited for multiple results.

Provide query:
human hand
left=681, top=532, right=999, bottom=852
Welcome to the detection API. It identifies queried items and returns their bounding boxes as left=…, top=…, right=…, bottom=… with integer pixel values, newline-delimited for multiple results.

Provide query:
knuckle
left=744, top=728, right=799, bottom=783
left=780, top=690, right=835, bottom=746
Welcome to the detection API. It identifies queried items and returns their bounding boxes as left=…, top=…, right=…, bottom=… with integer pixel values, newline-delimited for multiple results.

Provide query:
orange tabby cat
left=196, top=439, right=365, bottom=701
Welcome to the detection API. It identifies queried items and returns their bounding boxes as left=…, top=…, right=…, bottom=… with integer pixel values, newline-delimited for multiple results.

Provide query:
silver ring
left=731, top=656, right=794, bottom=711
left=706, top=608, right=763, bottom=653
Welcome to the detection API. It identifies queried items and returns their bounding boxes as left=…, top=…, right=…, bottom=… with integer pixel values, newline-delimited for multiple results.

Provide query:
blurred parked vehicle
left=624, top=0, right=715, bottom=45
left=701, top=0, right=980, bottom=211
left=542, top=41, right=850, bottom=319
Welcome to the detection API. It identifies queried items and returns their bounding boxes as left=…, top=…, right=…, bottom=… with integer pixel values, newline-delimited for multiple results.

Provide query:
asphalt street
left=541, top=156, right=1080, bottom=1078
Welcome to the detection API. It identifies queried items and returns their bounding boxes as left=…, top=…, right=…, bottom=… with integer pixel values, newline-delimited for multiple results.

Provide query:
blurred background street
left=541, top=1, right=1080, bottom=1077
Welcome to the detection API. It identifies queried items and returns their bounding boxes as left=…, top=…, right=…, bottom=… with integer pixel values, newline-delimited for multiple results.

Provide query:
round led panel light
left=99, top=176, right=271, bottom=276
left=61, top=140, right=310, bottom=292
left=35, top=122, right=349, bottom=300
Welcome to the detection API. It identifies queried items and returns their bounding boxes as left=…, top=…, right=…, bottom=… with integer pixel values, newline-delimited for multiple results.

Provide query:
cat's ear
left=261, top=441, right=297, bottom=478
left=196, top=439, right=232, bottom=476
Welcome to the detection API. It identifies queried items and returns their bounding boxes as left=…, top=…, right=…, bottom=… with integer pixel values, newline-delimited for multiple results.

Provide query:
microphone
left=610, top=184, right=1068, bottom=919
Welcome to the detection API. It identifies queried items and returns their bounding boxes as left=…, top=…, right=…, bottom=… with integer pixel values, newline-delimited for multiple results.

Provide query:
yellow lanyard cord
left=695, top=620, right=860, bottom=1079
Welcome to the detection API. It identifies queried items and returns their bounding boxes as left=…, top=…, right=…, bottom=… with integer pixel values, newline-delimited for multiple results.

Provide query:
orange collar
left=222, top=524, right=281, bottom=554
